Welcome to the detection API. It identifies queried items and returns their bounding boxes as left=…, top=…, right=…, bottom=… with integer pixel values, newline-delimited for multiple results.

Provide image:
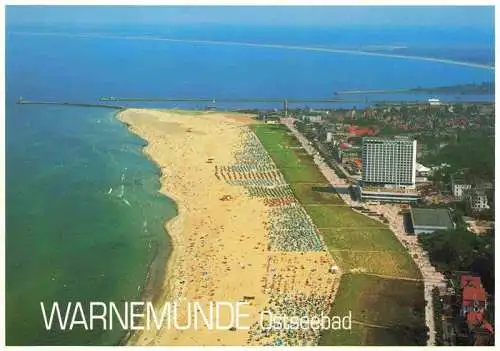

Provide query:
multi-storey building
left=451, top=173, right=472, bottom=200
left=361, top=136, right=417, bottom=187
left=358, top=137, right=418, bottom=203
left=465, top=189, right=491, bottom=214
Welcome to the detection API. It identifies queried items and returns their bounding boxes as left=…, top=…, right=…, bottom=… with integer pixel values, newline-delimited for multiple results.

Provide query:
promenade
left=281, top=117, right=446, bottom=346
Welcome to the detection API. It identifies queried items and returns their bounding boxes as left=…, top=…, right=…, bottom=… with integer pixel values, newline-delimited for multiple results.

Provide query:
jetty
left=100, top=96, right=359, bottom=103
left=17, top=98, right=124, bottom=110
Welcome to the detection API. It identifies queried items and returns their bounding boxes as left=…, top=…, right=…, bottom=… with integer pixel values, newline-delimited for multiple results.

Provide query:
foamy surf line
left=10, top=31, right=494, bottom=70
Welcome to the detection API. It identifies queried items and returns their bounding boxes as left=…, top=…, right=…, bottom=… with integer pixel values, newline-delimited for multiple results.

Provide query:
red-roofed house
left=460, top=275, right=488, bottom=316
left=483, top=321, right=494, bottom=334
left=466, top=312, right=494, bottom=345
left=459, top=275, right=494, bottom=345
left=460, top=275, right=482, bottom=289
left=462, top=286, right=487, bottom=315
left=466, top=311, right=484, bottom=329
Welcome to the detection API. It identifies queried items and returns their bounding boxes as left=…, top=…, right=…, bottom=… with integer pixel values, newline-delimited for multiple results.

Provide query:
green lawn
left=319, top=274, right=427, bottom=346
left=319, top=323, right=428, bottom=346
left=254, top=125, right=326, bottom=183
left=320, top=227, right=420, bottom=278
left=290, top=183, right=345, bottom=204
left=336, top=251, right=421, bottom=278
left=318, top=323, right=367, bottom=345
left=304, top=205, right=387, bottom=229
left=252, top=123, right=426, bottom=346
left=321, top=228, right=406, bottom=252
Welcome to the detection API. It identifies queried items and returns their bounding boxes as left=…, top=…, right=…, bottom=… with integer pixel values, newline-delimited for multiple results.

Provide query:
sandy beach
left=118, top=109, right=339, bottom=346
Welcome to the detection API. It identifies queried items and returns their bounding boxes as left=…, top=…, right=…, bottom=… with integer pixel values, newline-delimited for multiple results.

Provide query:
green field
left=320, top=228, right=406, bottom=252
left=254, top=124, right=327, bottom=183
left=319, top=274, right=427, bottom=345
left=304, top=205, right=387, bottom=229
left=252, top=123, right=426, bottom=345
left=290, top=183, right=345, bottom=204
left=320, top=319, right=428, bottom=346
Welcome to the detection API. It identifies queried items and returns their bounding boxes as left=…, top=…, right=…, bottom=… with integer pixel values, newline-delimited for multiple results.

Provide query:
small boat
left=107, top=187, right=113, bottom=194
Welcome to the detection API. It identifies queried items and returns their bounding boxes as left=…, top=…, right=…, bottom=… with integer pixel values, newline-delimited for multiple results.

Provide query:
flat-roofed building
left=465, top=189, right=491, bottom=214
left=409, top=207, right=455, bottom=234
left=451, top=173, right=471, bottom=200
left=361, top=136, right=417, bottom=188
left=358, top=136, right=418, bottom=203
left=357, top=186, right=419, bottom=203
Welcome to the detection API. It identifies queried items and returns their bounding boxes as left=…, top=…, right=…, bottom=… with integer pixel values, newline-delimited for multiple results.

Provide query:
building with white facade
left=465, top=189, right=490, bottom=213
left=326, top=132, right=333, bottom=143
left=416, top=163, right=431, bottom=177
left=361, top=137, right=417, bottom=187
left=428, top=98, right=441, bottom=106
left=451, top=174, right=472, bottom=200
left=358, top=137, right=418, bottom=203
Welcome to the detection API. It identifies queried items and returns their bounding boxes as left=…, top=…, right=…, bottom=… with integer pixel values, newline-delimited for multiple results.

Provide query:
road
left=282, top=117, right=446, bottom=346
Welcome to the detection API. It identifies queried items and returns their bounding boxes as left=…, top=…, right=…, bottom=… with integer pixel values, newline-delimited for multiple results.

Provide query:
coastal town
left=257, top=98, right=495, bottom=346
left=115, top=96, right=494, bottom=347
left=5, top=4, right=495, bottom=348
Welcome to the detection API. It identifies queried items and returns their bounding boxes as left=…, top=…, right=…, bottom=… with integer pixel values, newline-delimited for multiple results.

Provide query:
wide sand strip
left=118, top=109, right=338, bottom=346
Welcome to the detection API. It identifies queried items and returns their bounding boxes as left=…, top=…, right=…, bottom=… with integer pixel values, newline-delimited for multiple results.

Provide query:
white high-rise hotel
left=361, top=137, right=417, bottom=188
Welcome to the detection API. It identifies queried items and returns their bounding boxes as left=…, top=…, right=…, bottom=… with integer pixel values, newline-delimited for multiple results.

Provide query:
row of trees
left=423, top=129, right=494, bottom=182
left=418, top=229, right=494, bottom=294
left=432, top=287, right=444, bottom=346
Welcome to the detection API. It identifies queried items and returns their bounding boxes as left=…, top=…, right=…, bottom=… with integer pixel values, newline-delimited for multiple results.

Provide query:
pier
left=17, top=96, right=486, bottom=114
left=99, top=96, right=368, bottom=115
left=100, top=96, right=355, bottom=103
left=17, top=99, right=124, bottom=110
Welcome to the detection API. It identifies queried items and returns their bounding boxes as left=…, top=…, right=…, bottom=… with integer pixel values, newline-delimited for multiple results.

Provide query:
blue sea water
left=5, top=22, right=494, bottom=345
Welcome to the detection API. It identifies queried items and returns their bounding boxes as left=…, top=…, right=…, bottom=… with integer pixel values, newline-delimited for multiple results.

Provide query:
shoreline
left=116, top=108, right=339, bottom=346
left=116, top=108, right=272, bottom=345
left=116, top=110, right=187, bottom=345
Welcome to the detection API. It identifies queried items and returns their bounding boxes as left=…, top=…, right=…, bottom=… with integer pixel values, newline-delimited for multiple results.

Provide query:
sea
left=5, top=22, right=495, bottom=345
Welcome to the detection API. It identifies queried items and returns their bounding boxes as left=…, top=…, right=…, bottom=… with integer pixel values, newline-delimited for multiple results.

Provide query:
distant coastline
left=10, top=31, right=495, bottom=70
left=336, top=82, right=495, bottom=96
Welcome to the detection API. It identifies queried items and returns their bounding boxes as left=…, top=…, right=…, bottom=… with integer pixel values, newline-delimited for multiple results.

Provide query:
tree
left=418, top=229, right=494, bottom=294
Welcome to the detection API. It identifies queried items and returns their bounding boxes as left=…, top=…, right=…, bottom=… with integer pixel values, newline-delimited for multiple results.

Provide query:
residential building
left=416, top=163, right=431, bottom=177
left=451, top=173, right=471, bottom=200
left=409, top=207, right=455, bottom=234
left=465, top=188, right=491, bottom=214
left=326, top=132, right=333, bottom=143
left=461, top=275, right=487, bottom=315
left=302, top=115, right=322, bottom=123
left=459, top=275, right=493, bottom=346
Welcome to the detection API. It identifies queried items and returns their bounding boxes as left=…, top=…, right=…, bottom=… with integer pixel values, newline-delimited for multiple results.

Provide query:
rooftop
left=463, top=286, right=487, bottom=302
left=451, top=173, right=468, bottom=184
left=410, top=207, right=454, bottom=229
left=362, top=136, right=414, bottom=143
left=461, top=275, right=482, bottom=289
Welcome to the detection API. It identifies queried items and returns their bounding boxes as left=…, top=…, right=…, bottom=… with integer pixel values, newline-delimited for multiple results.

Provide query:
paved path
left=351, top=271, right=424, bottom=282
left=352, top=320, right=392, bottom=330
left=282, top=118, right=445, bottom=346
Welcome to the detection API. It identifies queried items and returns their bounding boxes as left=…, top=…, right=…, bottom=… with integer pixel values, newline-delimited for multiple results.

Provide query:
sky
left=6, top=5, right=495, bottom=29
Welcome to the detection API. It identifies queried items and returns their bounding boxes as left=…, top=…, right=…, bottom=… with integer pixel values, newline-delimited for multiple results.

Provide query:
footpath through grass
left=252, top=123, right=426, bottom=346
